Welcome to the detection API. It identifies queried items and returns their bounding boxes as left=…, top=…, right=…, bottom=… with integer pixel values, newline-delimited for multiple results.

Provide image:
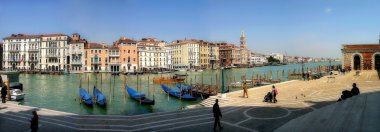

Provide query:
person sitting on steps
left=351, top=83, right=360, bottom=96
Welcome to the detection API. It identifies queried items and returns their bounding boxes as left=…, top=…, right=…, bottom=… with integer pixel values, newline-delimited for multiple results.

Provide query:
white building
left=40, top=34, right=69, bottom=71
left=250, top=56, right=268, bottom=65
left=2, top=34, right=41, bottom=70
left=138, top=45, right=168, bottom=71
left=68, top=33, right=87, bottom=73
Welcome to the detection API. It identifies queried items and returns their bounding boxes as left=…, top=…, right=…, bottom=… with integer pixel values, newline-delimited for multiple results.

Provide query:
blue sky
left=1, top=0, right=380, bottom=58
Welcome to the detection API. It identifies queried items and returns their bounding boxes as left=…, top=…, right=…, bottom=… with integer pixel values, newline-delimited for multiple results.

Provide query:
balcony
left=91, top=61, right=101, bottom=65
left=8, top=49, right=20, bottom=52
left=109, top=54, right=120, bottom=57
left=46, top=54, right=59, bottom=58
left=8, top=59, right=21, bottom=62
left=71, top=61, right=82, bottom=65
left=28, top=49, right=39, bottom=52
left=28, top=59, right=39, bottom=63
left=109, top=62, right=120, bottom=65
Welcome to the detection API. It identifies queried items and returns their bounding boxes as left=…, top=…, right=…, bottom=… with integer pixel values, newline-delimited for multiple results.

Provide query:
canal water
left=19, top=62, right=340, bottom=115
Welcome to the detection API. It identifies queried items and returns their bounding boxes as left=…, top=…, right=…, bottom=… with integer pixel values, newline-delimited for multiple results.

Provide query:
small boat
left=93, top=86, right=106, bottom=107
left=126, top=85, right=155, bottom=105
left=176, top=83, right=191, bottom=91
left=161, top=84, right=196, bottom=101
left=80, top=88, right=93, bottom=106
left=111, top=72, right=120, bottom=76
left=153, top=74, right=187, bottom=84
left=0, top=87, right=25, bottom=101
left=10, top=89, right=25, bottom=101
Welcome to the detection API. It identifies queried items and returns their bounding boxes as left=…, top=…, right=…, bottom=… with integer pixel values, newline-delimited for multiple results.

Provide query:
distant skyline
left=1, top=0, right=380, bottom=58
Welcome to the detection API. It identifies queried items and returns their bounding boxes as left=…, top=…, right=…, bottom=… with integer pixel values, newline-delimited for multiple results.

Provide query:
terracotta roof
left=108, top=46, right=119, bottom=49
left=342, top=44, right=380, bottom=49
left=3, top=34, right=42, bottom=39
left=87, top=43, right=105, bottom=49
left=41, top=34, right=67, bottom=37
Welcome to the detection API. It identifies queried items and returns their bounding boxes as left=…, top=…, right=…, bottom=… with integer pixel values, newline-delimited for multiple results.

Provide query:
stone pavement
left=0, top=70, right=379, bottom=132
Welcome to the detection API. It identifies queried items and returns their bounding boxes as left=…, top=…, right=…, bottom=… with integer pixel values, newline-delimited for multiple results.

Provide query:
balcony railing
left=46, top=54, right=59, bottom=57
left=109, top=62, right=120, bottom=65
left=27, top=59, right=39, bottom=62
left=28, top=49, right=39, bottom=52
left=8, top=49, right=20, bottom=52
left=71, top=61, right=82, bottom=65
left=91, top=61, right=101, bottom=65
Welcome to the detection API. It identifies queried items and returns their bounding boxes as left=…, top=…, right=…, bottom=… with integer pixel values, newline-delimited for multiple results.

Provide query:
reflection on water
left=19, top=62, right=339, bottom=115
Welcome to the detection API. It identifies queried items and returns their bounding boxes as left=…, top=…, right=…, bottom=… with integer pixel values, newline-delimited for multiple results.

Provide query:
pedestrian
left=213, top=99, right=223, bottom=131
left=1, top=83, right=7, bottom=103
left=242, top=81, right=248, bottom=98
left=351, top=83, right=360, bottom=96
left=302, top=72, right=305, bottom=81
left=306, top=73, right=310, bottom=81
left=30, top=111, right=39, bottom=132
left=272, top=85, right=278, bottom=103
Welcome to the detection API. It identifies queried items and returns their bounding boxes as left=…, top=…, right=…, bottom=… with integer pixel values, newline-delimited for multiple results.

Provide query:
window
left=128, top=50, right=130, bottom=53
left=128, top=57, right=130, bottom=62
left=99, top=50, right=101, bottom=54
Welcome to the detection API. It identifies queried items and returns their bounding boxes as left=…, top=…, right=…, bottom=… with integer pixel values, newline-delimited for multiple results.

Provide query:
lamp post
left=221, top=68, right=225, bottom=93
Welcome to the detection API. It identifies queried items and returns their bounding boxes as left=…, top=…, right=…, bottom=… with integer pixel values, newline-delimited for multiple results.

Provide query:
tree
left=267, top=56, right=280, bottom=63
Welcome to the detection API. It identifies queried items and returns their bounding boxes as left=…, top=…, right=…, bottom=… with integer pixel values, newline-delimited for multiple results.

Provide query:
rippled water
left=18, top=62, right=340, bottom=115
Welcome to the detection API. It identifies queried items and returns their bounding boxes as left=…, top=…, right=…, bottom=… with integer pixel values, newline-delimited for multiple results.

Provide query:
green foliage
left=267, top=56, right=280, bottom=63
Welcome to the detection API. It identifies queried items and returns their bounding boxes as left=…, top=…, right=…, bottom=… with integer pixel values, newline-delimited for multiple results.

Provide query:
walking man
left=213, top=99, right=223, bottom=130
left=1, top=83, right=7, bottom=103
left=30, top=111, right=39, bottom=132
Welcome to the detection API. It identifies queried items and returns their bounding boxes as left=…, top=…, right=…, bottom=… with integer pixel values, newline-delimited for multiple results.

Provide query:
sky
left=1, top=0, right=380, bottom=58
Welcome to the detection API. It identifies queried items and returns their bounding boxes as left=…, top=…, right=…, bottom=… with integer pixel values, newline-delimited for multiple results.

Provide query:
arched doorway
left=375, top=54, right=380, bottom=70
left=31, top=64, right=35, bottom=70
left=354, top=55, right=361, bottom=70
left=12, top=64, right=16, bottom=70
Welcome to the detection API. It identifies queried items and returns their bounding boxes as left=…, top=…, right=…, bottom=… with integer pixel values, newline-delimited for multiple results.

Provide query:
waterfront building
left=167, top=39, right=200, bottom=70
left=0, top=43, right=2, bottom=70
left=341, top=38, right=380, bottom=70
left=108, top=46, right=120, bottom=72
left=137, top=38, right=168, bottom=71
left=84, top=43, right=109, bottom=72
left=166, top=47, right=173, bottom=70
left=40, top=34, right=69, bottom=71
left=68, top=33, right=87, bottom=73
left=208, top=43, right=219, bottom=69
left=250, top=53, right=268, bottom=65
left=218, top=42, right=238, bottom=67
left=199, top=41, right=209, bottom=69
left=3, top=34, right=42, bottom=70
left=114, top=37, right=138, bottom=73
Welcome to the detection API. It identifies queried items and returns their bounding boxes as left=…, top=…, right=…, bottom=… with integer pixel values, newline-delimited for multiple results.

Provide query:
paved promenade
left=0, top=70, right=379, bottom=132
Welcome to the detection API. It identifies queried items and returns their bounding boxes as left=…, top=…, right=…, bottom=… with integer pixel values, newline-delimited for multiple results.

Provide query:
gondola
left=111, top=72, right=120, bottom=76
left=126, top=85, right=155, bottom=105
left=93, top=86, right=106, bottom=107
left=175, top=83, right=191, bottom=91
left=161, top=84, right=196, bottom=101
left=79, top=88, right=93, bottom=106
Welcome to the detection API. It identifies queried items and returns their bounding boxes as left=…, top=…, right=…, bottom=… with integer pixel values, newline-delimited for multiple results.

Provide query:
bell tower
left=240, top=31, right=246, bottom=48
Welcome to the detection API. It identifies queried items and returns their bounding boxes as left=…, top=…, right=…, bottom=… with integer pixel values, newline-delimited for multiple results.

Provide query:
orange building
left=84, top=43, right=109, bottom=72
left=114, top=37, right=138, bottom=73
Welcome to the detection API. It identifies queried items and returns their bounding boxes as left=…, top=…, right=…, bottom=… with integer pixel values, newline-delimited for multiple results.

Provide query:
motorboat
left=0, top=88, right=25, bottom=101
left=0, top=71, right=23, bottom=91
left=10, top=89, right=25, bottom=101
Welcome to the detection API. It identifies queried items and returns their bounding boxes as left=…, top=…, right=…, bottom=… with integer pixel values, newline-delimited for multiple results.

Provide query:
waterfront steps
left=276, top=92, right=380, bottom=132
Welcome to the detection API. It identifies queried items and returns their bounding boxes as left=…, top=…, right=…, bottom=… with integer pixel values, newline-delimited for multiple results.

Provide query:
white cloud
left=324, top=8, right=333, bottom=13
